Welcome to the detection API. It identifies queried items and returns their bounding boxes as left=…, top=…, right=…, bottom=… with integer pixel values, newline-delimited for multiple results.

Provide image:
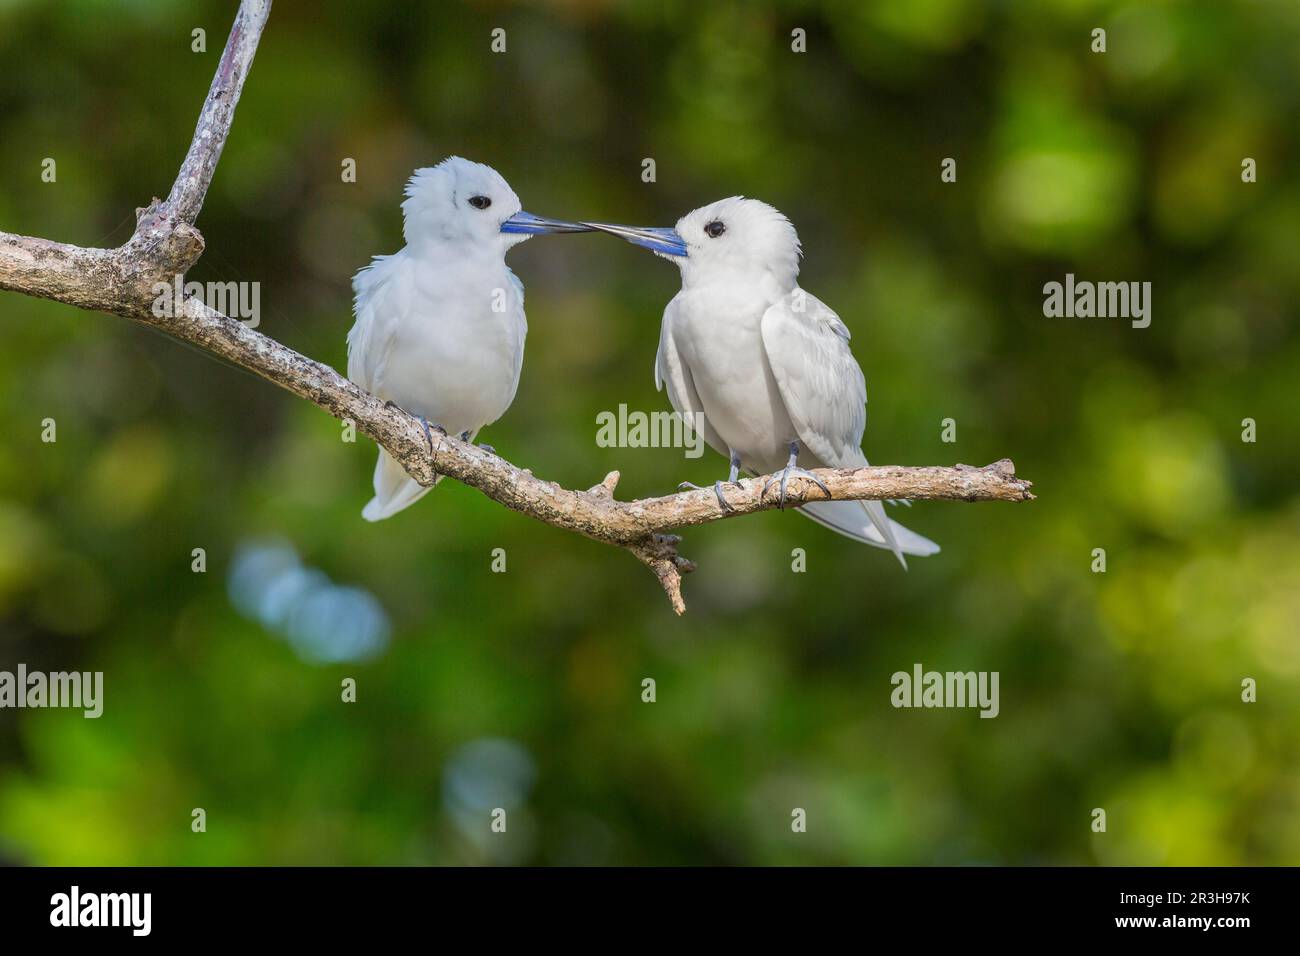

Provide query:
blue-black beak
left=582, top=221, right=688, bottom=258
left=500, top=211, right=591, bottom=235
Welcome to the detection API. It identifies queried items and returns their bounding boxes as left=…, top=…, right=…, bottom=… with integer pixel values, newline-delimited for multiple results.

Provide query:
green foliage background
left=1, top=0, right=1298, bottom=865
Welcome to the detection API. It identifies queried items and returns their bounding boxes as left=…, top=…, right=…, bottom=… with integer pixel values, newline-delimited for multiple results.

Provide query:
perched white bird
left=585, top=197, right=939, bottom=565
left=347, top=157, right=587, bottom=521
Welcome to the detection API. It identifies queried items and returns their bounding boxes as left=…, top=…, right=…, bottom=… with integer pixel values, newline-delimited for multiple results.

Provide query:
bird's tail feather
left=362, top=448, right=438, bottom=522
left=798, top=500, right=940, bottom=567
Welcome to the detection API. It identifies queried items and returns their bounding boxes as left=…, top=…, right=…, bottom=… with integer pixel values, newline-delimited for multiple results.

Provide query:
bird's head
left=583, top=197, right=801, bottom=287
left=401, top=157, right=588, bottom=250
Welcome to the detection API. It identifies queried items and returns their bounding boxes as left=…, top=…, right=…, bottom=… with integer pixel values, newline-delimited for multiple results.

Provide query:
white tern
left=584, top=197, right=939, bottom=566
left=347, top=157, right=587, bottom=521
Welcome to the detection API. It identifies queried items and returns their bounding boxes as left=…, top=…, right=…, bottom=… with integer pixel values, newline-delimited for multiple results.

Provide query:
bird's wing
left=506, top=266, right=525, bottom=306
left=655, top=296, right=727, bottom=455
left=346, top=255, right=405, bottom=397
left=501, top=267, right=528, bottom=408
left=761, top=289, right=926, bottom=566
left=759, top=288, right=867, bottom=468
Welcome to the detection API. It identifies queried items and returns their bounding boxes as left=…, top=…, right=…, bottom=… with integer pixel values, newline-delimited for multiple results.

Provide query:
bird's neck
left=680, top=264, right=796, bottom=298
left=405, top=235, right=504, bottom=268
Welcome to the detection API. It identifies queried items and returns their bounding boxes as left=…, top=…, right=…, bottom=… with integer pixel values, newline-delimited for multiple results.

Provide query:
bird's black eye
left=468, top=195, right=492, bottom=210
left=704, top=220, right=725, bottom=238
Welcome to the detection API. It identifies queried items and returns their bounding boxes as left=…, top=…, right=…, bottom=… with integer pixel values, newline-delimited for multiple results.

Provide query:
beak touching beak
left=582, top=222, right=688, bottom=258
left=500, top=211, right=592, bottom=235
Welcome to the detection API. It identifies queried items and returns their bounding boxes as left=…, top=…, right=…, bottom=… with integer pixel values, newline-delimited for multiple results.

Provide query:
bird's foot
left=451, top=430, right=495, bottom=453
left=678, top=478, right=741, bottom=513
left=383, top=401, right=445, bottom=455
left=762, top=463, right=831, bottom=509
left=417, top=417, right=447, bottom=454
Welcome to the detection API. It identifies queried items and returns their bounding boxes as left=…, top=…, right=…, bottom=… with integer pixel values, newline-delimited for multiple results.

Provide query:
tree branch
left=165, top=0, right=273, bottom=225
left=0, top=0, right=1034, bottom=614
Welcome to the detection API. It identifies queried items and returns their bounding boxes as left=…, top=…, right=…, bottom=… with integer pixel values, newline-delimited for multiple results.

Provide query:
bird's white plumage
left=652, top=197, right=939, bottom=562
left=654, top=298, right=728, bottom=456
left=347, top=157, right=532, bottom=521
left=760, top=290, right=866, bottom=469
